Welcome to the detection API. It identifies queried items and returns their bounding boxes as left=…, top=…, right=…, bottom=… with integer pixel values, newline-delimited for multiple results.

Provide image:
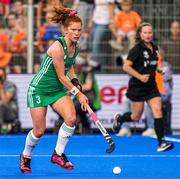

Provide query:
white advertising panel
left=7, top=74, right=180, bottom=130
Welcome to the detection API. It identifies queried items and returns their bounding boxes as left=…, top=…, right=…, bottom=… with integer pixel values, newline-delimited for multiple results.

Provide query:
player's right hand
left=140, top=74, right=150, bottom=83
left=77, top=92, right=89, bottom=111
left=71, top=78, right=82, bottom=91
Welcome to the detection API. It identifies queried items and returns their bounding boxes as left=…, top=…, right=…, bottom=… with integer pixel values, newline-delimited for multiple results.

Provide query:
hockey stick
left=86, top=104, right=115, bottom=153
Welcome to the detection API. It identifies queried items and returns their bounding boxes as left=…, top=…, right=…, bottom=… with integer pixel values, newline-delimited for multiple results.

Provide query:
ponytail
left=51, top=6, right=82, bottom=27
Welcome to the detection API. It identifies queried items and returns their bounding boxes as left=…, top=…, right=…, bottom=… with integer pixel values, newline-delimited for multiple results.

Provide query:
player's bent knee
left=64, top=114, right=77, bottom=126
left=152, top=108, right=162, bottom=118
left=33, top=127, right=46, bottom=138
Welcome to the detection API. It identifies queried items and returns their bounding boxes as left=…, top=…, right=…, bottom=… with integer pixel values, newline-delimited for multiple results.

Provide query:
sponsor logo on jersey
left=143, top=51, right=149, bottom=59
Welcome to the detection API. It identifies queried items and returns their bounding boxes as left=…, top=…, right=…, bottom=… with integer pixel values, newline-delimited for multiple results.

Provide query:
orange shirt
left=0, top=31, right=9, bottom=50
left=11, top=31, right=26, bottom=53
left=113, top=10, right=142, bottom=33
left=36, top=25, right=46, bottom=51
left=155, top=54, right=164, bottom=94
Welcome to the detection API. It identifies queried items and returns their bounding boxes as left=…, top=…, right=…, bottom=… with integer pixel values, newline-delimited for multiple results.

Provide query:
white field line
left=0, top=135, right=180, bottom=142
left=0, top=154, right=179, bottom=158
left=149, top=135, right=180, bottom=143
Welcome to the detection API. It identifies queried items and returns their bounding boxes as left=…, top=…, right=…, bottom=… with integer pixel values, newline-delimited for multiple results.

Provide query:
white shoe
left=116, top=128, right=131, bottom=136
left=142, top=128, right=155, bottom=136
left=157, top=142, right=174, bottom=152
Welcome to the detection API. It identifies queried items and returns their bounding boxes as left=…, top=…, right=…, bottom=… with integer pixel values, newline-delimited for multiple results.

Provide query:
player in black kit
left=112, top=22, right=174, bottom=152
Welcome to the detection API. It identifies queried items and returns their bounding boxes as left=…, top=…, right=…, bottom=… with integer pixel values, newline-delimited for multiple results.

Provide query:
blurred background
left=0, top=0, right=180, bottom=135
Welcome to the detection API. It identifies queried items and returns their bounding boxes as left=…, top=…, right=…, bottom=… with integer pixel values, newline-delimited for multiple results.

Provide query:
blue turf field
left=0, top=134, right=180, bottom=179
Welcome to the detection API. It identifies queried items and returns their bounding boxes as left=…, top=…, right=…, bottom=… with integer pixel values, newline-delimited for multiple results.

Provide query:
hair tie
left=69, top=10, right=77, bottom=17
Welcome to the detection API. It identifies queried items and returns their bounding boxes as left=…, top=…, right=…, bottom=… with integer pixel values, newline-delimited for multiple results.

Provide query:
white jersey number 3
left=36, top=95, right=41, bottom=104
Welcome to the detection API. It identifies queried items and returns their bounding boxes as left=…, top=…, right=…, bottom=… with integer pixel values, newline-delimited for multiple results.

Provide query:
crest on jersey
left=143, top=51, right=149, bottom=59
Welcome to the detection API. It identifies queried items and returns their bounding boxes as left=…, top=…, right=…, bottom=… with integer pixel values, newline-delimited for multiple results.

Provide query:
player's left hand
left=77, top=92, right=88, bottom=111
left=140, top=74, right=150, bottom=83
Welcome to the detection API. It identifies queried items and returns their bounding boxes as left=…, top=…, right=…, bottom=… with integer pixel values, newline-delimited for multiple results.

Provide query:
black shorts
left=126, top=82, right=160, bottom=102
